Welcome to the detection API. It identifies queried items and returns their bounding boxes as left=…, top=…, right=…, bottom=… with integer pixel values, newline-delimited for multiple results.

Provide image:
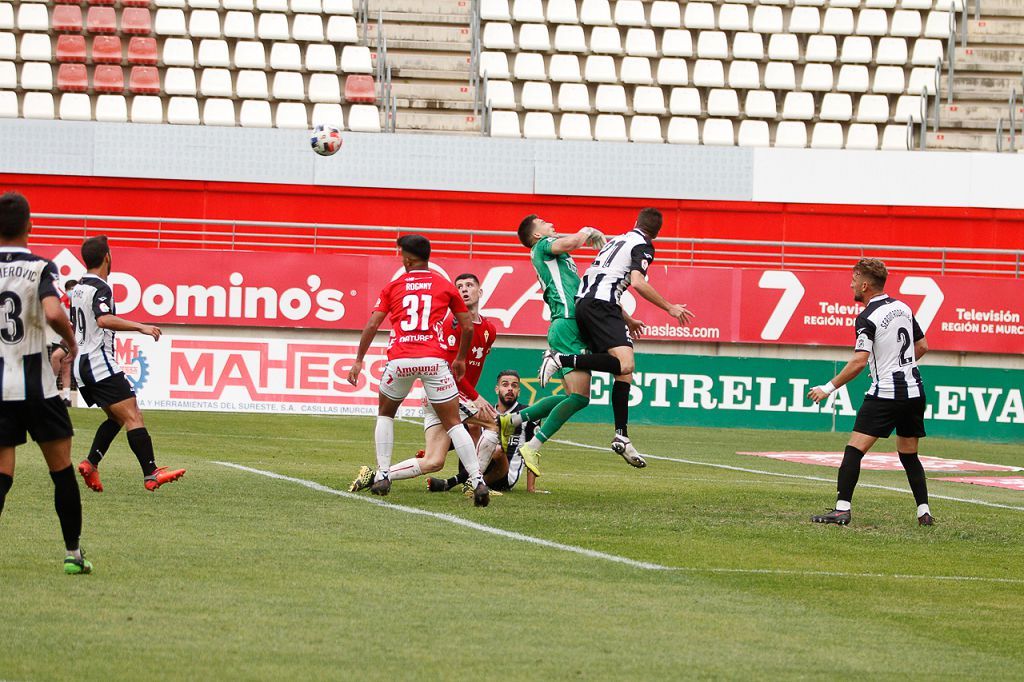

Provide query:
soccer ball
left=310, top=124, right=343, bottom=156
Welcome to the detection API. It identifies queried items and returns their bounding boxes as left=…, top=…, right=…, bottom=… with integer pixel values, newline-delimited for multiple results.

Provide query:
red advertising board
left=39, top=246, right=1024, bottom=354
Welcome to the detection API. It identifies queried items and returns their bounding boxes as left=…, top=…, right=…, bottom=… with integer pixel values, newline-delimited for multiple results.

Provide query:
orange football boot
left=144, top=466, right=186, bottom=491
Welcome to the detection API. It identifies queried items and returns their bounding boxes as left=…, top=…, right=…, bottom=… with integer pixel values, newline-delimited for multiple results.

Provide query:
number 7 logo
left=758, top=271, right=805, bottom=341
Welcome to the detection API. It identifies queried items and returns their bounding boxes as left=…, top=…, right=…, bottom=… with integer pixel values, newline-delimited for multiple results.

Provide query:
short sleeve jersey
left=0, top=247, right=61, bottom=400
left=530, top=237, right=582, bottom=319
left=71, top=274, right=120, bottom=386
left=577, top=229, right=655, bottom=305
left=437, top=313, right=497, bottom=399
left=373, top=270, right=468, bottom=361
left=854, top=294, right=925, bottom=400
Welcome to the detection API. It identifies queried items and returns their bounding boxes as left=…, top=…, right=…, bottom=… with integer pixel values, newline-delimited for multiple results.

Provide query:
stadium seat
left=656, top=58, right=688, bottom=85
left=347, top=103, right=380, bottom=132
left=549, top=54, right=581, bottom=82
left=630, top=116, right=663, bottom=143
left=614, top=0, right=646, bottom=27
left=891, top=10, right=923, bottom=36
left=522, top=81, right=554, bottom=110
left=0, top=61, right=17, bottom=88
left=546, top=0, right=577, bottom=24
left=620, top=56, right=652, bottom=84
left=239, top=99, right=271, bottom=126
left=129, top=65, right=159, bottom=93
left=728, top=61, right=760, bottom=89
left=0, top=32, right=12, bottom=60
left=21, top=62, right=53, bottom=90
left=293, top=14, right=324, bottom=42
left=224, top=11, right=256, bottom=39
left=857, top=9, right=890, bottom=35
left=737, top=120, right=770, bottom=147
left=59, top=93, right=91, bottom=120
left=17, top=4, right=49, bottom=32
left=322, top=0, right=352, bottom=10
left=788, top=7, right=820, bottom=33
left=93, top=64, right=124, bottom=92
left=696, top=31, right=728, bottom=59
left=692, top=59, right=724, bottom=87
left=633, top=85, right=665, bottom=114
left=768, top=34, right=799, bottom=61
left=775, top=120, right=807, bottom=147
left=154, top=8, right=186, bottom=35
left=822, top=8, right=854, bottom=34
left=485, top=80, right=515, bottom=109
left=200, top=67, right=232, bottom=96
left=703, top=119, right=735, bottom=145
left=719, top=4, right=750, bottom=31
left=56, top=35, right=87, bottom=62
left=894, top=94, right=923, bottom=122
left=270, top=42, right=301, bottom=70
left=162, top=37, right=194, bottom=66
left=839, top=36, right=871, bottom=63
left=580, top=0, right=612, bottom=26
left=236, top=70, right=268, bottom=98
left=234, top=41, right=266, bottom=69
left=57, top=63, right=88, bottom=91
left=782, top=91, right=815, bottom=119
left=667, top=116, right=699, bottom=144
left=625, top=28, right=657, bottom=57
left=53, top=5, right=83, bottom=32
left=867, top=0, right=898, bottom=6
left=801, top=63, right=834, bottom=91
left=763, top=62, right=795, bottom=90
left=86, top=6, right=116, bottom=33
left=513, top=0, right=545, bottom=23
left=480, top=0, right=510, bottom=22
left=649, top=1, right=681, bottom=28
left=752, top=6, right=783, bottom=33
left=811, top=121, right=844, bottom=148
left=257, top=13, right=289, bottom=40
left=127, top=36, right=157, bottom=64
left=187, top=9, right=219, bottom=38
left=308, top=73, right=341, bottom=102
left=190, top=0, right=221, bottom=9
left=130, top=94, right=162, bottom=122
left=744, top=90, right=777, bottom=118
left=20, top=34, right=51, bottom=62
left=291, top=0, right=321, bottom=12
left=820, top=92, right=852, bottom=120
left=23, top=92, right=55, bottom=119
left=121, top=8, right=152, bottom=34
left=584, top=55, right=616, bottom=82
left=90, top=36, right=122, bottom=64
left=874, top=65, right=907, bottom=93
left=275, top=101, right=308, bottom=128
left=164, top=96, right=198, bottom=124
left=594, top=113, right=627, bottom=141
left=661, top=29, right=692, bottom=57
left=591, top=26, right=623, bottom=54
left=523, top=112, right=556, bottom=139
left=595, top=84, right=627, bottom=112
left=343, top=74, right=375, bottom=103
left=805, top=35, right=837, bottom=62
left=684, top=3, right=715, bottom=30
left=256, top=0, right=287, bottom=11
left=306, top=44, right=337, bottom=72
left=0, top=5, right=11, bottom=31
left=95, top=94, right=127, bottom=121
left=513, top=52, right=545, bottom=80
left=669, top=87, right=701, bottom=115
left=310, top=102, right=343, bottom=127
left=837, top=64, right=869, bottom=92
left=198, top=39, right=229, bottom=67
left=856, top=94, right=890, bottom=122
left=483, top=23, right=514, bottom=50
left=733, top=33, right=763, bottom=61
left=876, top=37, right=908, bottom=65
left=911, top=38, right=943, bottom=65
left=340, top=45, right=372, bottom=73
left=707, top=88, right=739, bottom=117
left=557, top=82, right=590, bottom=111
left=203, top=97, right=236, bottom=126
left=908, top=66, right=937, bottom=95
left=489, top=110, right=520, bottom=137
left=881, top=124, right=909, bottom=149
left=554, top=25, right=586, bottom=52
left=559, top=112, right=592, bottom=140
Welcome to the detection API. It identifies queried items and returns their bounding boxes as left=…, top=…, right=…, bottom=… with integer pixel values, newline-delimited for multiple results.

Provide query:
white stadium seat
left=856, top=94, right=891, bottom=122
left=323, top=0, right=353, bottom=12
left=805, top=35, right=837, bottom=62
left=775, top=121, right=808, bottom=147
left=924, top=11, right=952, bottom=39
left=881, top=124, right=909, bottom=150
left=590, top=26, right=623, bottom=54
left=234, top=41, right=266, bottom=69
left=692, top=59, right=724, bottom=87
left=17, top=3, right=49, bottom=31
left=95, top=94, right=128, bottom=122
left=349, top=104, right=381, bottom=132
left=788, top=7, right=821, bottom=33
left=326, top=16, right=358, bottom=43
left=697, top=31, right=729, bottom=59
left=763, top=61, right=795, bottom=90
left=738, top=120, right=770, bottom=147
left=728, top=61, right=760, bottom=89
left=272, top=71, right=305, bottom=100
left=580, top=0, right=613, bottom=26
left=546, top=0, right=578, bottom=24
left=719, top=4, right=750, bottom=31
left=523, top=112, right=556, bottom=139
left=703, top=119, right=735, bottom=146
left=490, top=110, right=520, bottom=137
left=20, top=62, right=52, bottom=90
left=270, top=42, right=302, bottom=71
left=837, top=64, right=870, bottom=92
left=309, top=74, right=341, bottom=102
left=163, top=38, right=195, bottom=67
left=801, top=63, right=834, bottom=91
left=620, top=56, right=653, bottom=84
left=479, top=52, right=510, bottom=79
left=236, top=70, right=269, bottom=99
left=155, top=9, right=188, bottom=36
left=667, top=116, right=699, bottom=144
left=306, top=44, right=338, bottom=72
left=239, top=99, right=272, bottom=127
left=200, top=68, right=233, bottom=97
left=744, top=90, right=777, bottom=118
left=20, top=34, right=50, bottom=62
left=911, top=38, right=943, bottom=66
left=519, top=24, right=551, bottom=52
left=557, top=83, right=591, bottom=111
left=768, top=34, right=800, bottom=61
left=707, top=88, right=740, bottom=117
left=876, top=37, right=909, bottom=65
left=656, top=58, right=688, bottom=85
left=513, top=0, right=545, bottom=23
left=683, top=3, right=716, bottom=30
left=293, top=14, right=324, bottom=42
left=782, top=91, right=815, bottom=119
left=625, top=28, right=658, bottom=56
left=559, top=113, right=592, bottom=140
left=908, top=66, right=937, bottom=95
left=661, top=29, right=693, bottom=57
left=822, top=8, right=855, bottom=35
left=198, top=39, right=230, bottom=67
left=522, top=81, right=554, bottom=110
left=224, top=12, right=256, bottom=39
left=167, top=96, right=201, bottom=125
left=732, top=33, right=763, bottom=61
left=514, top=52, right=547, bottom=80
left=630, top=116, right=663, bottom=143
left=669, top=87, right=701, bottom=115
left=554, top=25, right=587, bottom=52
left=59, top=93, right=91, bottom=121
left=131, top=95, right=163, bottom=123
left=811, top=121, right=844, bottom=148
left=189, top=10, right=221, bottom=38
left=840, top=36, right=872, bottom=63
left=0, top=33, right=13, bottom=61
left=594, top=113, right=627, bottom=141
left=873, top=65, right=907, bottom=93
left=820, top=92, right=853, bottom=120
left=311, top=103, right=343, bottom=127
left=894, top=94, right=923, bottom=122
left=753, top=6, right=784, bottom=33
left=257, top=13, right=290, bottom=41
left=549, top=54, right=582, bottom=82
left=584, top=55, right=617, bottom=82
left=633, top=85, right=666, bottom=114
left=483, top=23, right=515, bottom=50
left=614, top=1, right=647, bottom=27
left=486, top=80, right=516, bottom=109
left=595, top=84, right=627, bottom=112
left=23, top=92, right=54, bottom=119
left=165, top=67, right=197, bottom=96
left=891, top=10, right=923, bottom=36
left=649, top=1, right=681, bottom=28
left=857, top=9, right=890, bottom=35
left=480, top=0, right=510, bottom=21
left=846, top=123, right=879, bottom=149
left=341, top=46, right=372, bottom=73
left=203, top=98, right=236, bottom=126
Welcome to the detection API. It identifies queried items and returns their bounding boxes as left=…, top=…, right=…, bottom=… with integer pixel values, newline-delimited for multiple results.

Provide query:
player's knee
left=569, top=393, right=590, bottom=409
left=420, top=455, right=445, bottom=473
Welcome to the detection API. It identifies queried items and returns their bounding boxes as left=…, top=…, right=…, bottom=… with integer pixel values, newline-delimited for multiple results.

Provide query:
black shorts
left=79, top=372, right=135, bottom=408
left=575, top=298, right=632, bottom=353
left=853, top=395, right=927, bottom=439
left=0, top=397, right=74, bottom=447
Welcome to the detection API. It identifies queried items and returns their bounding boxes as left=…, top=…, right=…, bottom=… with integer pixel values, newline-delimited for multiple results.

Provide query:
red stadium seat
left=56, top=35, right=87, bottom=62
left=55, top=0, right=82, bottom=4
left=91, top=36, right=122, bottom=64
left=121, top=0, right=151, bottom=6
left=86, top=7, right=117, bottom=33
left=126, top=36, right=157, bottom=65
left=87, top=0, right=117, bottom=5
left=121, top=8, right=151, bottom=35
left=344, top=75, right=376, bottom=103
left=52, top=5, right=83, bottom=32
left=57, top=63, right=89, bottom=92
left=93, top=64, right=124, bottom=92
left=129, top=65, right=159, bottom=93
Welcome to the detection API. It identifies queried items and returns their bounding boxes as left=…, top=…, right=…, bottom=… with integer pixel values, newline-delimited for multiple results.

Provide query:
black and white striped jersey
left=70, top=274, right=119, bottom=386
left=501, top=401, right=538, bottom=490
left=1, top=247, right=61, bottom=401
left=855, top=294, right=925, bottom=400
left=576, top=229, right=655, bottom=305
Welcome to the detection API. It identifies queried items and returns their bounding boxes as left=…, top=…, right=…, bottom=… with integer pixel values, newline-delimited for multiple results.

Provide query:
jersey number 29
left=400, top=294, right=433, bottom=332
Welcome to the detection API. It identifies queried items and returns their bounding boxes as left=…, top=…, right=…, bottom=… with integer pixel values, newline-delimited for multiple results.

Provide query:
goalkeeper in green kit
left=499, top=215, right=648, bottom=477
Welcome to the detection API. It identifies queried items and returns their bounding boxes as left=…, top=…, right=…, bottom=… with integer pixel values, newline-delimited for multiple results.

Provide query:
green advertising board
left=480, top=348, right=1024, bottom=443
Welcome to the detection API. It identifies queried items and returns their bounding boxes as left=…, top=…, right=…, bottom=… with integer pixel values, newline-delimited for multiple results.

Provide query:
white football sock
left=448, top=424, right=482, bottom=487
left=374, top=416, right=394, bottom=479
left=388, top=458, right=423, bottom=481
left=476, top=429, right=500, bottom=473
left=835, top=499, right=851, bottom=512
left=917, top=503, right=931, bottom=517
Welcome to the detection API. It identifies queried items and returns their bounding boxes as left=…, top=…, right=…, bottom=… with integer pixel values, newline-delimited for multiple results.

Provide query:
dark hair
left=396, top=234, right=431, bottom=262
left=496, top=369, right=521, bottom=384
left=454, top=273, right=479, bottom=285
left=81, top=235, right=111, bottom=269
left=517, top=214, right=539, bottom=248
left=853, top=258, right=888, bottom=289
left=0, top=191, right=31, bottom=239
left=636, top=208, right=663, bottom=238
left=64, top=279, right=78, bottom=290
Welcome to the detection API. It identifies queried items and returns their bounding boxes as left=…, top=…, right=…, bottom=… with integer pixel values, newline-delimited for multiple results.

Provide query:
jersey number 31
left=400, top=294, right=433, bottom=332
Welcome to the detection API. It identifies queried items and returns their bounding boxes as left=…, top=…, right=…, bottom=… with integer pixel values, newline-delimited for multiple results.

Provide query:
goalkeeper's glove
left=581, top=226, right=607, bottom=249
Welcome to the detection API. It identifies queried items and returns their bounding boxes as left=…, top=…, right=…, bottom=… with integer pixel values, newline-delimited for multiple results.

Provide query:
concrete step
left=942, top=73, right=1023, bottom=99
left=954, top=46, right=1024, bottom=71
left=926, top=128, right=1024, bottom=151
left=366, top=22, right=471, bottom=46
left=940, top=101, right=1024, bottom=128
left=369, top=0, right=471, bottom=15
left=968, top=0, right=1024, bottom=17
left=386, top=50, right=472, bottom=79
left=396, top=109, right=481, bottom=132
left=395, top=97, right=475, bottom=110
left=389, top=80, right=475, bottom=102
left=967, top=18, right=1024, bottom=43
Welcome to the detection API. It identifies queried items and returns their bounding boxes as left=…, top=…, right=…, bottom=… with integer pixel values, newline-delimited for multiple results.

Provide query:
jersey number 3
left=0, top=292, right=25, bottom=344
left=400, top=294, right=433, bottom=332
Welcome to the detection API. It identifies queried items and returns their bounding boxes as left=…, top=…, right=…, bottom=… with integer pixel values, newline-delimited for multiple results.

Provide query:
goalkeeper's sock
left=519, top=395, right=565, bottom=423
left=558, top=353, right=622, bottom=375
left=535, top=393, right=591, bottom=443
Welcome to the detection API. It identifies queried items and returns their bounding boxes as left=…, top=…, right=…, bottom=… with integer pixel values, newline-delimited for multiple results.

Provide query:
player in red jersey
left=346, top=236, right=491, bottom=507
left=386, top=272, right=503, bottom=491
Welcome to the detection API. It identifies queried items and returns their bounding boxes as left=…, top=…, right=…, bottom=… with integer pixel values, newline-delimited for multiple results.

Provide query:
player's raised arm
left=96, top=314, right=161, bottom=340
left=550, top=226, right=606, bottom=255
left=347, top=309, right=387, bottom=386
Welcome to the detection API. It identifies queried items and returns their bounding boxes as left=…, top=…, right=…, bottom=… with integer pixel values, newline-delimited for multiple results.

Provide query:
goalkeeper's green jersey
left=530, top=236, right=581, bottom=319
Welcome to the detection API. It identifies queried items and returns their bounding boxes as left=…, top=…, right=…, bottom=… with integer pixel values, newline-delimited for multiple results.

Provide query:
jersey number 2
left=897, top=327, right=913, bottom=366
left=0, top=292, right=25, bottom=344
left=400, top=294, right=432, bottom=332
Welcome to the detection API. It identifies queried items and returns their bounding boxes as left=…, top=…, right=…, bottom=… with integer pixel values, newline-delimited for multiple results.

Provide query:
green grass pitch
left=3, top=408, right=1023, bottom=680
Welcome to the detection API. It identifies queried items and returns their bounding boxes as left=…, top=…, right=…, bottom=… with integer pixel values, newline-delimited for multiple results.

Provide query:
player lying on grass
left=346, top=235, right=490, bottom=507
left=428, top=369, right=542, bottom=494
left=349, top=273, right=501, bottom=496
left=807, top=258, right=934, bottom=527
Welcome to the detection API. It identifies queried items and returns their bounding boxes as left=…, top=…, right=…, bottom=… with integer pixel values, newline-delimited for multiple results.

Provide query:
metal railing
left=356, top=0, right=369, bottom=42
left=374, top=11, right=396, bottom=133
left=469, top=0, right=482, bottom=116
left=28, top=213, right=1024, bottom=278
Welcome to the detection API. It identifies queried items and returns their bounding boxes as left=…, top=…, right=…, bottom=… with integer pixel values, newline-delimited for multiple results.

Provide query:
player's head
left=396, top=234, right=431, bottom=269
left=64, top=279, right=78, bottom=292
left=495, top=369, right=521, bottom=408
left=454, top=273, right=482, bottom=308
left=634, top=208, right=663, bottom=239
left=517, top=214, right=555, bottom=248
left=81, top=235, right=111, bottom=274
left=0, top=191, right=32, bottom=242
left=851, top=258, right=888, bottom=302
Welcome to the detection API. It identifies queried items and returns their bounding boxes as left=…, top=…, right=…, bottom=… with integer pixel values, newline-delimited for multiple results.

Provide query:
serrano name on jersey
left=373, top=270, right=469, bottom=361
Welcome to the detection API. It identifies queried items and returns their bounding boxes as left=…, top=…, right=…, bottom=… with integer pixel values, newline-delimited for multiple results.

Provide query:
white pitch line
left=551, top=438, right=1024, bottom=512
left=213, top=461, right=1024, bottom=586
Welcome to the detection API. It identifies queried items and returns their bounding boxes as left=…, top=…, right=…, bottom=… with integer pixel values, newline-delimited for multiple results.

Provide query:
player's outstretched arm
left=97, top=315, right=161, bottom=340
left=629, top=271, right=694, bottom=326
left=550, top=227, right=605, bottom=255
left=347, top=310, right=386, bottom=386
left=808, top=352, right=869, bottom=404
left=43, top=296, right=77, bottom=359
